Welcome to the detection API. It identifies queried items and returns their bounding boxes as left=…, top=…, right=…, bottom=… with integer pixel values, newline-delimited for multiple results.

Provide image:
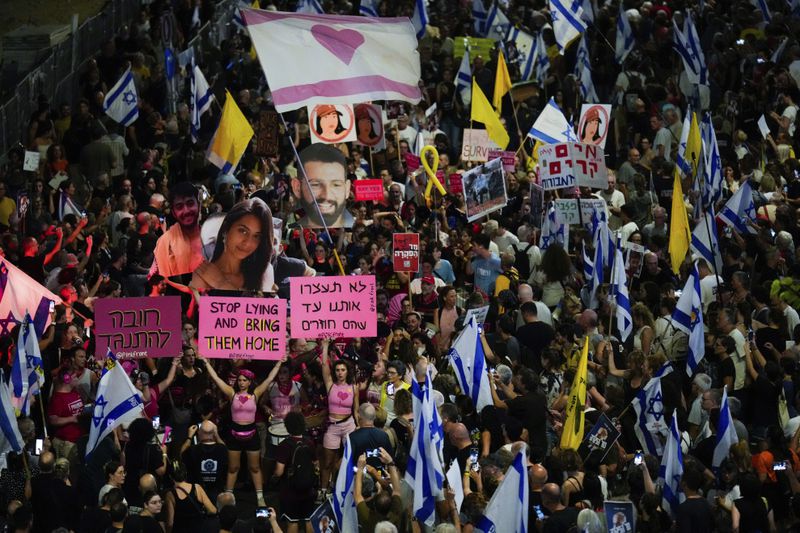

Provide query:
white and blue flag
left=691, top=209, right=722, bottom=274
left=713, top=386, right=739, bottom=470
left=533, top=31, right=550, bottom=81
left=473, top=0, right=488, bottom=35
left=675, top=109, right=693, bottom=176
left=449, top=316, right=493, bottom=412
left=411, top=0, right=429, bottom=39
left=484, top=3, right=511, bottom=41
left=540, top=204, right=569, bottom=250
left=583, top=244, right=595, bottom=305
left=701, top=113, right=723, bottom=208
left=103, top=68, right=139, bottom=127
left=333, top=436, right=358, bottom=533
left=0, top=372, right=23, bottom=455
left=549, top=0, right=587, bottom=53
left=672, top=15, right=707, bottom=85
left=658, top=414, right=685, bottom=516
left=631, top=363, right=673, bottom=457
left=455, top=48, right=472, bottom=106
left=359, top=0, right=380, bottom=17
left=751, top=0, right=771, bottom=21
left=719, top=179, right=758, bottom=234
left=475, top=450, right=529, bottom=533
left=295, top=0, right=324, bottom=14
left=505, top=27, right=536, bottom=81
left=588, top=227, right=605, bottom=310
left=672, top=262, right=705, bottom=375
left=611, top=239, right=633, bottom=342
left=528, top=97, right=577, bottom=144
left=405, top=367, right=445, bottom=526
left=190, top=63, right=215, bottom=143
left=10, top=314, right=44, bottom=417
left=578, top=0, right=596, bottom=23
left=575, top=35, right=598, bottom=102
left=86, top=349, right=144, bottom=458
left=615, top=3, right=635, bottom=65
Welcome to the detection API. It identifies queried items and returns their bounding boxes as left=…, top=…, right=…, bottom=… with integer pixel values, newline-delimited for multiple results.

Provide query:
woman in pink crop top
left=203, top=356, right=286, bottom=508
left=319, top=338, right=359, bottom=498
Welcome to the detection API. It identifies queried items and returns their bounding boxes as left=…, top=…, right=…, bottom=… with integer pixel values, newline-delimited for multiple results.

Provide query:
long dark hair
left=212, top=198, right=274, bottom=291
left=316, top=114, right=346, bottom=136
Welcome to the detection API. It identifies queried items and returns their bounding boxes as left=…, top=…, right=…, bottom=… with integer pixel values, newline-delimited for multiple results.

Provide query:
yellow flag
left=206, top=90, right=254, bottom=173
left=669, top=169, right=690, bottom=274
left=471, top=79, right=509, bottom=149
left=683, top=112, right=702, bottom=176
left=560, top=336, right=588, bottom=450
left=493, top=51, right=512, bottom=115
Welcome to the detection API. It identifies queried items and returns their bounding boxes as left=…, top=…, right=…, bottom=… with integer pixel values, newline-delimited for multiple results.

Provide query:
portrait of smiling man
left=293, top=143, right=354, bottom=229
left=151, top=181, right=204, bottom=278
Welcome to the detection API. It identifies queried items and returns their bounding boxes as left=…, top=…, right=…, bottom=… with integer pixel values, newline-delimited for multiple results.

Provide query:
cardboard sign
left=253, top=109, right=280, bottom=157
left=577, top=104, right=612, bottom=149
left=354, top=179, right=384, bottom=202
left=538, top=142, right=608, bottom=190
left=537, top=142, right=575, bottom=190
left=23, top=151, right=40, bottom=172
left=404, top=152, right=421, bottom=171
left=487, top=149, right=516, bottom=172
left=464, top=305, right=489, bottom=325
left=572, top=143, right=608, bottom=189
left=95, top=297, right=182, bottom=359
left=462, top=158, right=507, bottom=222
left=198, top=296, right=286, bottom=360
left=604, top=501, right=635, bottom=533
left=461, top=129, right=500, bottom=162
left=448, top=173, right=463, bottom=194
left=290, top=275, right=377, bottom=339
left=579, top=197, right=608, bottom=227
left=392, top=233, right=420, bottom=272
left=578, top=413, right=621, bottom=463
left=554, top=198, right=581, bottom=225
left=354, top=103, right=386, bottom=150
left=308, top=103, right=357, bottom=144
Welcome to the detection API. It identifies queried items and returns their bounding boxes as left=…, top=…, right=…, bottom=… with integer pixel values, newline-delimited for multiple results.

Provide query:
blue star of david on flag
left=92, top=395, right=109, bottom=427
left=647, top=391, right=664, bottom=421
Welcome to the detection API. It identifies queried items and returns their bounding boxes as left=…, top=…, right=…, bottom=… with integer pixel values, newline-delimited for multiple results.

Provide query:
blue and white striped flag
left=588, top=227, right=605, bottom=309
left=57, top=190, right=82, bottom=221
left=672, top=262, right=705, bottom=375
left=473, top=0, right=488, bottom=35
left=0, top=372, right=23, bottom=456
left=578, top=0, right=596, bottom=23
left=359, top=0, right=380, bottom=17
left=103, top=68, right=139, bottom=127
left=533, top=31, right=550, bottom=81
left=549, top=0, right=587, bottom=53
left=719, top=179, right=758, bottom=235
left=631, top=363, right=673, bottom=457
left=528, top=97, right=576, bottom=144
left=505, top=27, right=536, bottom=81
left=592, top=211, right=615, bottom=268
left=333, top=436, right=358, bottom=533
left=701, top=113, right=723, bottom=209
left=295, top=0, right=324, bottom=14
left=10, top=314, right=44, bottom=417
left=232, top=0, right=251, bottom=28
left=575, top=35, right=598, bottom=102
left=772, top=37, right=789, bottom=63
left=582, top=243, right=594, bottom=302
left=713, top=386, right=739, bottom=471
left=691, top=209, right=722, bottom=274
left=405, top=367, right=445, bottom=526
left=615, top=3, right=635, bottom=65
left=611, top=239, right=633, bottom=342
left=190, top=63, right=215, bottom=143
left=86, top=349, right=144, bottom=458
left=751, top=0, right=771, bottom=21
left=484, top=3, right=511, bottom=41
left=672, top=15, right=707, bottom=85
left=411, top=0, right=429, bottom=39
left=658, top=415, right=685, bottom=516
left=449, top=316, right=492, bottom=412
left=539, top=204, right=569, bottom=250
left=475, top=450, right=529, bottom=533
left=455, top=48, right=472, bottom=106
left=675, top=109, right=693, bottom=176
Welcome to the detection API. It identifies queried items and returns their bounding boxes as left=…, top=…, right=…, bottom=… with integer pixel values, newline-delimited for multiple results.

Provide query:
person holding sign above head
left=200, top=355, right=288, bottom=508
left=292, top=144, right=353, bottom=229
left=190, top=198, right=275, bottom=292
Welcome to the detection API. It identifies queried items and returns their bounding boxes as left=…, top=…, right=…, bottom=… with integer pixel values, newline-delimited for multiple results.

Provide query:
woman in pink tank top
left=319, top=338, right=359, bottom=499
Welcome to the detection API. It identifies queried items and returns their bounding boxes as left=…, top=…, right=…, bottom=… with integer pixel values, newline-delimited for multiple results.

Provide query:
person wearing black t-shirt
left=541, top=483, right=579, bottom=533
left=489, top=366, right=548, bottom=463
left=181, top=421, right=229, bottom=504
left=514, top=302, right=555, bottom=373
left=676, top=462, right=714, bottom=533
left=18, top=228, right=63, bottom=284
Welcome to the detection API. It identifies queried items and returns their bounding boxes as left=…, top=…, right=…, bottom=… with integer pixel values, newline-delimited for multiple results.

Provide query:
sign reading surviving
left=538, top=142, right=608, bottom=190
left=199, top=297, right=287, bottom=360
left=95, top=297, right=182, bottom=359
left=290, top=275, right=377, bottom=339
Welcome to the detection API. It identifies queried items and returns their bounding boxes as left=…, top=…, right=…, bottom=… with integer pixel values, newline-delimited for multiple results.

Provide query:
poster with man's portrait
left=308, top=104, right=357, bottom=145
left=354, top=103, right=386, bottom=150
left=577, top=104, right=612, bottom=149
left=292, top=144, right=354, bottom=229
left=311, top=499, right=338, bottom=533
left=461, top=157, right=507, bottom=222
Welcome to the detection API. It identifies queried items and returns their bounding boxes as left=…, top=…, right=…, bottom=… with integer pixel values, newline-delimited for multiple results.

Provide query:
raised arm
left=156, top=357, right=181, bottom=393
left=200, top=357, right=234, bottom=399
left=43, top=227, right=64, bottom=266
left=254, top=356, right=287, bottom=399
left=320, top=338, right=334, bottom=390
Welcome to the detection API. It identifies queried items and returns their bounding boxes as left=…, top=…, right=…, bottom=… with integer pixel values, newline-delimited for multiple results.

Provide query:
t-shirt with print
left=471, top=255, right=502, bottom=295
left=48, top=390, right=84, bottom=442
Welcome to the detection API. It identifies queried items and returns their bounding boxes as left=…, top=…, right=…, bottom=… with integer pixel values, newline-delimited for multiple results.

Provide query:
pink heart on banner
left=311, top=25, right=365, bottom=65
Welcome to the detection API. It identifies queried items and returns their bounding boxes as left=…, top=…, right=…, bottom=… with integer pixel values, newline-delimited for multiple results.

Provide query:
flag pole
left=37, top=394, right=48, bottom=439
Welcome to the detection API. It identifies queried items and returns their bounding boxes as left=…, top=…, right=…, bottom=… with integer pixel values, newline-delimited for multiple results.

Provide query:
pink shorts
left=323, top=417, right=356, bottom=449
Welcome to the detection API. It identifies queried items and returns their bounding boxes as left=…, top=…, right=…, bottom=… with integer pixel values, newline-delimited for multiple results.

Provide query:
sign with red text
left=290, top=276, right=377, bottom=339
left=572, top=143, right=608, bottom=189
left=537, top=142, right=575, bottom=190
left=354, top=179, right=384, bottom=202
left=487, top=149, right=516, bottom=172
left=199, top=297, right=287, bottom=360
left=461, top=129, right=500, bottom=162
left=392, top=233, right=420, bottom=272
left=95, top=297, right=182, bottom=359
left=448, top=173, right=463, bottom=194
left=538, top=142, right=608, bottom=190
left=404, top=152, right=421, bottom=171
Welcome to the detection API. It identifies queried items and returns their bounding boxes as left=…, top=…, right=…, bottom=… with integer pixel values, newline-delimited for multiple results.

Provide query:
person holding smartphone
left=379, top=360, right=410, bottom=424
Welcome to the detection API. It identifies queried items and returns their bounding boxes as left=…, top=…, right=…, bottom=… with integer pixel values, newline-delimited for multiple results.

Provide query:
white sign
left=555, top=198, right=581, bottom=225
left=538, top=142, right=608, bottom=190
left=572, top=143, right=608, bottom=189
left=758, top=114, right=770, bottom=139
left=579, top=198, right=608, bottom=227
left=538, top=142, right=575, bottom=190
left=464, top=305, right=490, bottom=325
left=462, top=129, right=501, bottom=162
left=23, top=151, right=40, bottom=172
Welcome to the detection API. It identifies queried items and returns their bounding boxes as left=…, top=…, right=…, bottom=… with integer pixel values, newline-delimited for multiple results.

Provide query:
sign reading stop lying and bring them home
left=199, top=296, right=287, bottom=360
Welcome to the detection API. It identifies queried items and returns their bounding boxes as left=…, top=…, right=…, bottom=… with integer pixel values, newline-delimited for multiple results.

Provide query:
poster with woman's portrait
left=307, top=103, right=357, bottom=145
left=577, top=104, right=612, bottom=149
left=354, top=103, right=386, bottom=150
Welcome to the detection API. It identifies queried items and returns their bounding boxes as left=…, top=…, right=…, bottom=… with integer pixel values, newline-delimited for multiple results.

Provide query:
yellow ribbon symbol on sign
left=421, top=145, right=447, bottom=206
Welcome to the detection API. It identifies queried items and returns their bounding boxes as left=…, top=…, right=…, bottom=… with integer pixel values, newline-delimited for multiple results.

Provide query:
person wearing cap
left=151, top=182, right=204, bottom=279
left=313, top=104, right=346, bottom=142
left=291, top=144, right=353, bottom=229
left=580, top=106, right=603, bottom=145
left=355, top=104, right=380, bottom=146
left=412, top=275, right=439, bottom=323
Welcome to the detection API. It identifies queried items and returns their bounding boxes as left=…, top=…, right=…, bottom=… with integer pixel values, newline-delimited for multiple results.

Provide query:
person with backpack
left=274, top=411, right=317, bottom=533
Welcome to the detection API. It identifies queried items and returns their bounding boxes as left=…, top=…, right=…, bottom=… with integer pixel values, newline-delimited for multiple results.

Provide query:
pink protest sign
left=488, top=149, right=516, bottom=172
left=199, top=297, right=286, bottom=360
left=289, top=275, right=376, bottom=339
left=448, top=173, right=463, bottom=194
left=95, top=296, right=182, bottom=359
left=354, top=179, right=384, bottom=202
left=404, top=152, right=421, bottom=171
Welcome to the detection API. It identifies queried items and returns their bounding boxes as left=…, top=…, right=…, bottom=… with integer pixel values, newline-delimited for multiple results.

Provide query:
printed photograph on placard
left=461, top=157, right=507, bottom=222
left=307, top=104, right=357, bottom=144
left=578, top=104, right=611, bottom=148
left=289, top=144, right=353, bottom=229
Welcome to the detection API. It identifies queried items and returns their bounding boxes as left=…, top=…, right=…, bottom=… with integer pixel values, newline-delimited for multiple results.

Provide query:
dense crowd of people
left=3, top=0, right=800, bottom=532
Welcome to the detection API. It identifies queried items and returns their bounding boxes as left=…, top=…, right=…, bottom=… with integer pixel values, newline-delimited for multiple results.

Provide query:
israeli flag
left=86, top=349, right=144, bottom=458
left=578, top=0, right=596, bottom=23
left=631, top=363, right=673, bottom=456
left=533, top=31, right=550, bottom=81
left=527, top=98, right=577, bottom=144
left=691, top=209, right=722, bottom=274
left=449, top=316, right=493, bottom=411
left=713, top=386, right=739, bottom=471
left=103, top=68, right=139, bottom=127
left=675, top=110, right=693, bottom=176
left=611, top=240, right=633, bottom=342
left=295, top=0, right=324, bottom=14
left=658, top=415, right=685, bottom=516
left=506, top=27, right=536, bottom=81
left=751, top=0, right=771, bottom=21
left=473, top=0, right=488, bottom=35
left=772, top=37, right=789, bottom=64
left=588, top=227, right=605, bottom=309
left=701, top=113, right=723, bottom=208
left=411, top=0, right=429, bottom=39
left=592, top=211, right=615, bottom=268
left=575, top=35, right=598, bottom=102
left=10, top=314, right=44, bottom=416
left=719, top=179, right=758, bottom=235
left=232, top=0, right=250, bottom=28
left=359, top=0, right=380, bottom=17
left=0, top=371, right=24, bottom=455
left=672, top=262, right=705, bottom=375
left=190, top=63, right=215, bottom=143
left=455, top=49, right=472, bottom=106
left=404, top=367, right=445, bottom=526
left=333, top=436, right=358, bottom=533
left=615, top=3, right=635, bottom=65
left=672, top=15, right=707, bottom=85
left=540, top=204, right=569, bottom=250
left=475, top=450, right=529, bottom=533
left=583, top=244, right=594, bottom=303
left=484, top=3, right=511, bottom=41
left=549, top=0, right=587, bottom=53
